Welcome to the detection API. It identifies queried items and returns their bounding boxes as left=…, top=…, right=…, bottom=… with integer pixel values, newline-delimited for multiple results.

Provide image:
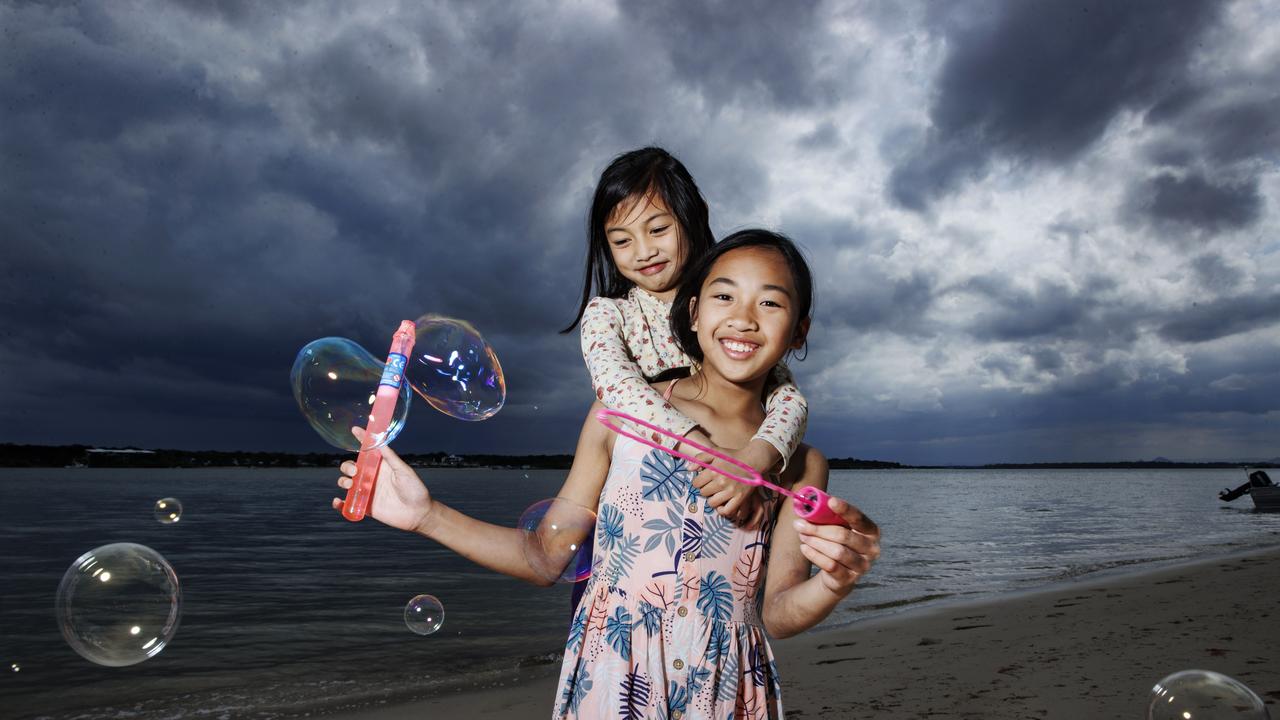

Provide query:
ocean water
left=1, top=467, right=1277, bottom=719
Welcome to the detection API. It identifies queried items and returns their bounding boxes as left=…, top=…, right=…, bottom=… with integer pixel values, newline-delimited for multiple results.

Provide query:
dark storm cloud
left=888, top=0, right=1221, bottom=210
left=957, top=274, right=1138, bottom=346
left=1124, top=171, right=1262, bottom=236
left=1189, top=253, right=1246, bottom=293
left=621, top=0, right=836, bottom=109
left=1158, top=293, right=1280, bottom=344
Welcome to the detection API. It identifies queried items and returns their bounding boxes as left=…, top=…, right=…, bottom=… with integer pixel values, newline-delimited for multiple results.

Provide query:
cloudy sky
left=2, top=0, right=1277, bottom=465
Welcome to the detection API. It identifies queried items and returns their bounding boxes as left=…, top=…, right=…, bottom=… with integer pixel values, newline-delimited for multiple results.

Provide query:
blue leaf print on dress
left=641, top=506, right=682, bottom=555
left=560, top=660, right=592, bottom=715
left=700, top=510, right=732, bottom=559
left=605, top=533, right=640, bottom=582
left=687, top=666, right=712, bottom=697
left=680, top=518, right=702, bottom=557
left=716, top=650, right=740, bottom=702
left=618, top=670, right=650, bottom=720
left=747, top=644, right=773, bottom=688
left=660, top=680, right=689, bottom=720
left=566, top=607, right=587, bottom=654
left=705, top=620, right=732, bottom=664
left=605, top=606, right=633, bottom=660
left=697, top=571, right=733, bottom=623
left=641, top=449, right=688, bottom=502
left=634, top=600, right=662, bottom=636
left=597, top=504, right=624, bottom=550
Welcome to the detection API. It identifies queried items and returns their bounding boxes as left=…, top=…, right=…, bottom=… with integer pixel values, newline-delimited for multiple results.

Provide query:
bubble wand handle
left=343, top=320, right=416, bottom=522
left=594, top=408, right=847, bottom=525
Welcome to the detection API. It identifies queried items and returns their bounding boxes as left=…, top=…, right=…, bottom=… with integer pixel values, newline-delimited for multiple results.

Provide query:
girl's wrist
left=413, top=502, right=442, bottom=539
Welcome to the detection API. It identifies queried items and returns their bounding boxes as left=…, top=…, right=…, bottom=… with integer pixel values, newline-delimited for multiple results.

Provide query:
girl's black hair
left=561, top=147, right=714, bottom=333
left=670, top=229, right=815, bottom=364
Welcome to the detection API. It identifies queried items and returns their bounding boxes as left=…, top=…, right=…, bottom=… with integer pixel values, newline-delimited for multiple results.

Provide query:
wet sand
left=329, top=548, right=1280, bottom=719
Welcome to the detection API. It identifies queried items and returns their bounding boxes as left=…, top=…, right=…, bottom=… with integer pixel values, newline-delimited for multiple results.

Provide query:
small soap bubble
left=1148, top=669, right=1269, bottom=720
left=153, top=498, right=182, bottom=524
left=407, top=316, right=505, bottom=421
left=519, top=498, right=596, bottom=584
left=291, top=337, right=411, bottom=452
left=404, top=594, right=444, bottom=635
left=9, top=662, right=19, bottom=673
left=56, top=543, right=182, bottom=667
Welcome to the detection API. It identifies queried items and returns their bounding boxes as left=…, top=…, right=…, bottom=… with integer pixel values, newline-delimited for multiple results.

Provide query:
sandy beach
left=328, top=547, right=1280, bottom=719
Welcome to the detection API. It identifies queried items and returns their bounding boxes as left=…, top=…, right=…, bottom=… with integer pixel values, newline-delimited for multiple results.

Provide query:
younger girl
left=563, top=148, right=810, bottom=525
left=335, top=230, right=880, bottom=718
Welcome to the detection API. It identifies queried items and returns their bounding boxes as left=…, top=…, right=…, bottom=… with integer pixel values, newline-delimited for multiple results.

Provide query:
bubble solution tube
left=343, top=320, right=416, bottom=522
left=595, top=408, right=847, bottom=526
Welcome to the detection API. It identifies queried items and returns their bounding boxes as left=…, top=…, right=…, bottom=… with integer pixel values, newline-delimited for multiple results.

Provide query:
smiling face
left=689, top=246, right=809, bottom=384
left=605, top=191, right=686, bottom=301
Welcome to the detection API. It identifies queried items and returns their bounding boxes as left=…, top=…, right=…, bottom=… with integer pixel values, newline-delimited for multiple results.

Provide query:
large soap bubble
left=1149, top=669, right=1270, bottom=720
left=404, top=594, right=445, bottom=635
left=519, top=498, right=596, bottom=584
left=56, top=543, right=182, bottom=667
left=291, top=337, right=411, bottom=451
left=407, top=316, right=505, bottom=421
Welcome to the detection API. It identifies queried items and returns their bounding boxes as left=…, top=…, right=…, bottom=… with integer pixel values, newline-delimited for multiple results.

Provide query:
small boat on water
left=1219, top=470, right=1280, bottom=512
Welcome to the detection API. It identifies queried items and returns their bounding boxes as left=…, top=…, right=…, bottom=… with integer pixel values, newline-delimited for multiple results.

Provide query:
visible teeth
left=723, top=340, right=756, bottom=353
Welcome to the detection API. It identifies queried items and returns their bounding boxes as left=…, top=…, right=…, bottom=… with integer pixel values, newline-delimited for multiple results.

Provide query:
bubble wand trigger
left=594, top=408, right=847, bottom=526
left=343, top=320, right=416, bottom=522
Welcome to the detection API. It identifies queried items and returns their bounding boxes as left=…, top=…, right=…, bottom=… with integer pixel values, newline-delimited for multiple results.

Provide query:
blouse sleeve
left=579, top=297, right=696, bottom=445
left=754, top=363, right=809, bottom=472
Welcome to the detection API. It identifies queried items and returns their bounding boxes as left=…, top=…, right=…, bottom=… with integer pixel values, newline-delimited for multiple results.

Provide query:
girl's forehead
left=706, top=246, right=794, bottom=289
left=608, top=190, right=671, bottom=227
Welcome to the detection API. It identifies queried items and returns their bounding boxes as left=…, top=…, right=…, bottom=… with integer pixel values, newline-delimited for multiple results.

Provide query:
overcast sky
left=2, top=0, right=1277, bottom=465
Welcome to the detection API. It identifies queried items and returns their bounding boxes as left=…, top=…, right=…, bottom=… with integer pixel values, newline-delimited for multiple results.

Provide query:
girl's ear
left=790, top=317, right=811, bottom=350
left=688, top=296, right=699, bottom=332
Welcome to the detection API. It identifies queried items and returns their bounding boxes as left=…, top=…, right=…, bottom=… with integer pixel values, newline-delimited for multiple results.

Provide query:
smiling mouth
left=638, top=262, right=668, bottom=276
left=719, top=338, right=760, bottom=358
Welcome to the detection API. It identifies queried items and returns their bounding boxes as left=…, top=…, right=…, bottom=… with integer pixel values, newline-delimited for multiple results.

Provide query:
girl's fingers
left=340, top=460, right=356, bottom=477
left=794, top=520, right=880, bottom=557
left=337, top=477, right=352, bottom=490
left=331, top=498, right=342, bottom=510
left=798, top=533, right=860, bottom=571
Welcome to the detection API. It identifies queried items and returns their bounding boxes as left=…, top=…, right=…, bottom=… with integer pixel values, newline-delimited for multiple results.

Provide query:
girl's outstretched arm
left=579, top=296, right=696, bottom=445
left=758, top=446, right=881, bottom=639
left=332, top=406, right=613, bottom=586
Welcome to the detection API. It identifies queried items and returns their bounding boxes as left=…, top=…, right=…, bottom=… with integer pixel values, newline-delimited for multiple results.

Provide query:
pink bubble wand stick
left=343, top=320, right=416, bottom=522
left=594, top=408, right=847, bottom=526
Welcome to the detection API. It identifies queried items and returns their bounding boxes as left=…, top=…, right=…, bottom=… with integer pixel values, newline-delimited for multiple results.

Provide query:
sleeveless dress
left=552, top=386, right=786, bottom=720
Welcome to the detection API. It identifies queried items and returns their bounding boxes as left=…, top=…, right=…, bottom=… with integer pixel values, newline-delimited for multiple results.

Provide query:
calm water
left=1, top=467, right=1277, bottom=719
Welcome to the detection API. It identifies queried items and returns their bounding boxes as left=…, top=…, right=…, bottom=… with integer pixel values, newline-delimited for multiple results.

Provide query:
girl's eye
left=713, top=293, right=733, bottom=301
left=761, top=300, right=783, bottom=308
left=610, top=238, right=629, bottom=247
left=651, top=225, right=670, bottom=234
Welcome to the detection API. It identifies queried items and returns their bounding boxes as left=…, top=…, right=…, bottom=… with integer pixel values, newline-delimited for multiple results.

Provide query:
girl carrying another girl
left=564, top=148, right=810, bottom=527
left=334, top=230, right=880, bottom=718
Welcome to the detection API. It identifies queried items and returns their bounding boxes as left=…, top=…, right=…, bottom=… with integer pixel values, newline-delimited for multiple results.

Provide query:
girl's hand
left=692, top=455, right=767, bottom=527
left=332, top=427, right=434, bottom=533
left=794, top=496, right=880, bottom=597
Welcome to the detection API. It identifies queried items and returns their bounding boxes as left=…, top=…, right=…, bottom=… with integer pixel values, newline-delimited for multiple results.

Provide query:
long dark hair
left=560, top=147, right=714, bottom=333
left=670, top=229, right=815, bottom=363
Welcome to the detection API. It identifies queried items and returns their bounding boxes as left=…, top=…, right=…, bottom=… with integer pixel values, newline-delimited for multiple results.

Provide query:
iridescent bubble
left=291, top=337, right=411, bottom=451
left=404, top=594, right=444, bottom=635
left=406, top=316, right=505, bottom=421
left=9, top=662, right=19, bottom=673
left=153, top=498, right=182, bottom=524
left=519, top=498, right=596, bottom=584
left=1148, top=669, right=1269, bottom=720
left=56, top=543, right=182, bottom=667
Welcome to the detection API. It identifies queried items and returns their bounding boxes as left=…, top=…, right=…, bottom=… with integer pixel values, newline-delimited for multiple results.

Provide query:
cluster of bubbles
left=518, top=498, right=596, bottom=584
left=1148, top=669, right=1270, bottom=719
left=291, top=315, right=506, bottom=453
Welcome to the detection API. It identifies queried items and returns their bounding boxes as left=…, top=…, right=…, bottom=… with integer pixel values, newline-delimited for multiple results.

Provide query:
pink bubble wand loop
left=593, top=408, right=847, bottom=526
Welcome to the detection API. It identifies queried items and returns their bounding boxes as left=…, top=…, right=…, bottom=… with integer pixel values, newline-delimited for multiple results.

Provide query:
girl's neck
left=681, top=364, right=767, bottom=420
left=632, top=285, right=677, bottom=305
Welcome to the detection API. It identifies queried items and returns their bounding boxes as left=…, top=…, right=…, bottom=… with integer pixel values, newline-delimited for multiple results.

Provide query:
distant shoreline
left=1, top=443, right=1273, bottom=470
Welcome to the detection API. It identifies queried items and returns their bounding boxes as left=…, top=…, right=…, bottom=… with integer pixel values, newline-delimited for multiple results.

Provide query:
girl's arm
left=758, top=446, right=881, bottom=639
left=755, top=363, right=808, bottom=472
left=332, top=406, right=613, bottom=586
left=579, top=297, right=696, bottom=446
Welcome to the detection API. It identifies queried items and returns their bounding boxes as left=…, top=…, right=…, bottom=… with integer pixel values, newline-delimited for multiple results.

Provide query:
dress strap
left=661, top=377, right=680, bottom=401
